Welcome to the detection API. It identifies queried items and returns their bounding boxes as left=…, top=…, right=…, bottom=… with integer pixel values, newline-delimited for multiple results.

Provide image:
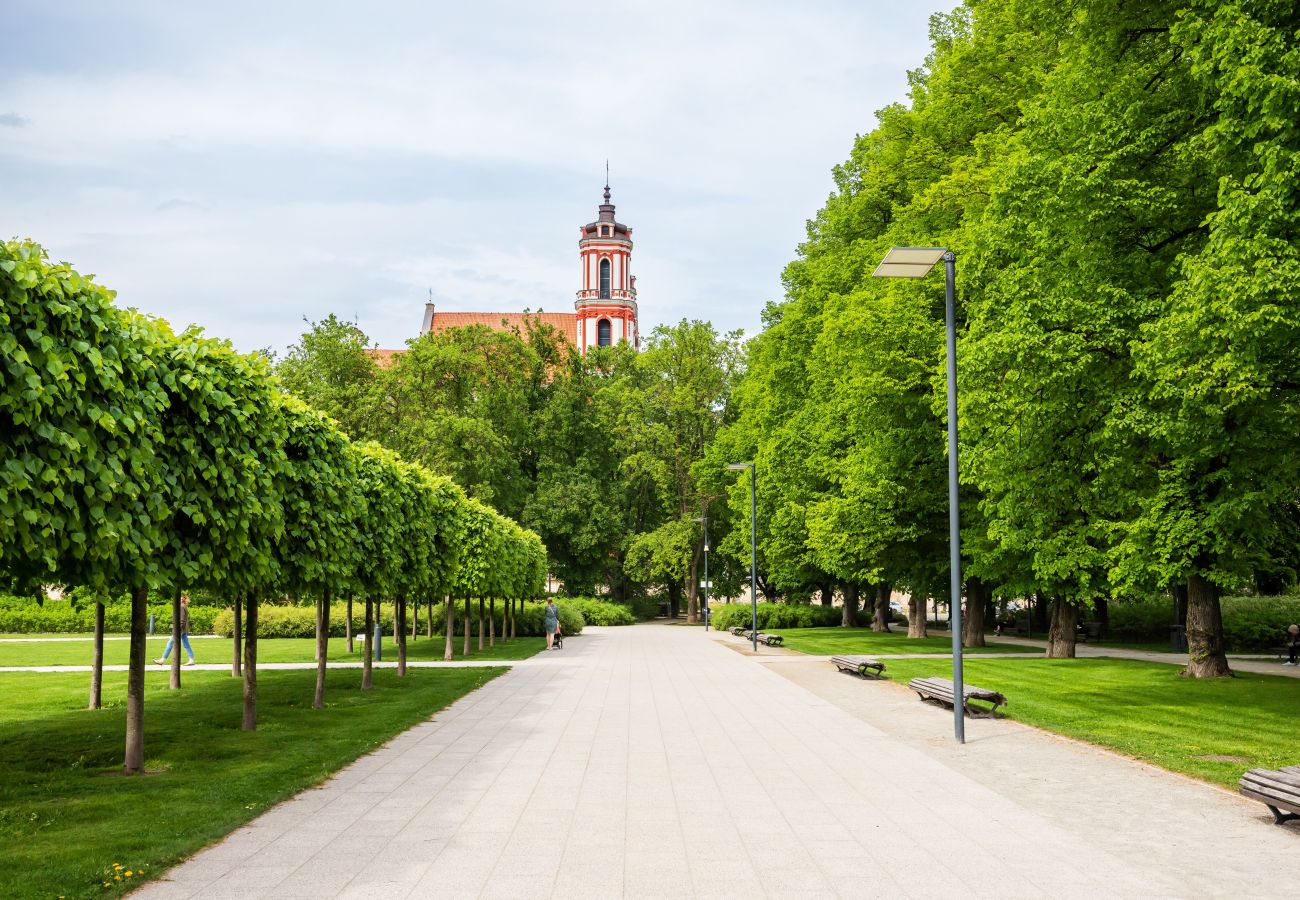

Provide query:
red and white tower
left=575, top=182, right=639, bottom=353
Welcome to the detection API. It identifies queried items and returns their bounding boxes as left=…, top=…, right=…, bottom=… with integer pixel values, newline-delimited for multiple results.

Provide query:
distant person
left=155, top=596, right=195, bottom=666
left=1285, top=624, right=1299, bottom=666
left=544, top=599, right=560, bottom=650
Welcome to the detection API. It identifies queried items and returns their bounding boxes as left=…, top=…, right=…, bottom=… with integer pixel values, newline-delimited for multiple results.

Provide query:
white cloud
left=0, top=0, right=948, bottom=352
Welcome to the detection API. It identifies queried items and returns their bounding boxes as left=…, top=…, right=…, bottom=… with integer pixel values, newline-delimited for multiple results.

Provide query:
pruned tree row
left=0, top=240, right=547, bottom=772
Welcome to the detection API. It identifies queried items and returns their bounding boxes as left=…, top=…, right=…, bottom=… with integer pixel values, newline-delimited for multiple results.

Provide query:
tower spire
left=603, top=159, right=611, bottom=202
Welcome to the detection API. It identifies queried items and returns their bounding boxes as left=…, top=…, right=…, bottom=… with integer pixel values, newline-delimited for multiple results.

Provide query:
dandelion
left=125, top=871, right=133, bottom=877
left=114, top=875, right=121, bottom=882
left=113, top=864, right=122, bottom=870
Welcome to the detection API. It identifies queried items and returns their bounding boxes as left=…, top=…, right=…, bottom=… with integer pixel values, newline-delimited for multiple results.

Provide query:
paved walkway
left=135, top=624, right=1297, bottom=900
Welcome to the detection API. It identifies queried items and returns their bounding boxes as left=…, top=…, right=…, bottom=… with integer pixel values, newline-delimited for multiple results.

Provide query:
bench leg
left=1268, top=806, right=1300, bottom=825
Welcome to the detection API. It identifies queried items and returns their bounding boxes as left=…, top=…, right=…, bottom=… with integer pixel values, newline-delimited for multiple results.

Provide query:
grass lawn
left=877, top=655, right=1300, bottom=787
left=0, top=634, right=546, bottom=667
left=775, top=627, right=1026, bottom=656
left=0, top=666, right=504, bottom=899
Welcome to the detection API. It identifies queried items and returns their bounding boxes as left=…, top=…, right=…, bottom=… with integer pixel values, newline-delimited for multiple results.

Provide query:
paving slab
left=134, top=623, right=1297, bottom=899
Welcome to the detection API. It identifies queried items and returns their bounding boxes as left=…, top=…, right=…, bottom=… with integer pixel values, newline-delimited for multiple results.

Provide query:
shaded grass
left=878, top=656, right=1300, bottom=787
left=0, top=634, right=546, bottom=667
left=0, top=666, right=503, bottom=899
left=775, top=627, right=1026, bottom=656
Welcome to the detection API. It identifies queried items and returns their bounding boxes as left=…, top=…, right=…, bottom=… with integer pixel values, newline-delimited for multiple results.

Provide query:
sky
left=1, top=0, right=950, bottom=355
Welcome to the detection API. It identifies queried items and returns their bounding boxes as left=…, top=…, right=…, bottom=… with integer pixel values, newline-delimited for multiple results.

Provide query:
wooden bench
left=908, top=677, right=1007, bottom=718
left=1076, top=622, right=1103, bottom=642
left=1239, top=765, right=1300, bottom=825
left=756, top=632, right=783, bottom=646
left=729, top=625, right=746, bottom=636
left=831, top=655, right=885, bottom=679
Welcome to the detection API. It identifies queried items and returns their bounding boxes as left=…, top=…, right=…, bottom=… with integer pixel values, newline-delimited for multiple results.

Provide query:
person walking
left=155, top=595, right=196, bottom=666
left=544, top=599, right=560, bottom=651
left=1285, top=623, right=1299, bottom=666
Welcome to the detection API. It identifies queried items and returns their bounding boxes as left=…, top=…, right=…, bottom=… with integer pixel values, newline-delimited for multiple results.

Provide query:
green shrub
left=563, top=598, right=636, bottom=626
left=0, top=596, right=221, bottom=635
left=1107, top=596, right=1300, bottom=650
left=208, top=599, right=584, bottom=639
left=708, top=602, right=855, bottom=631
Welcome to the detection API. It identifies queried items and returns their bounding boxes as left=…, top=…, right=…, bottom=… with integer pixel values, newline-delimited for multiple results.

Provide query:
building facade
left=417, top=184, right=640, bottom=354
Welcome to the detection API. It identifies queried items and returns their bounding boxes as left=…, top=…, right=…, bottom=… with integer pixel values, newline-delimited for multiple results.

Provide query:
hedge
left=709, top=602, right=858, bottom=631
left=209, top=599, right=584, bottom=639
left=562, top=598, right=636, bottom=626
left=1107, top=596, right=1300, bottom=650
left=0, top=596, right=220, bottom=635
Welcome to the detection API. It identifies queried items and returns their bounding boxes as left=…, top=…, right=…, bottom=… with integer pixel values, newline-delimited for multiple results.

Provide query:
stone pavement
left=134, top=624, right=1297, bottom=900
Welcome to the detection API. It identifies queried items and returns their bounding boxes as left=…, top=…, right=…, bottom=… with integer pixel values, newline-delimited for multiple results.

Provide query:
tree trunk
left=511, top=597, right=517, bottom=638
left=232, top=597, right=242, bottom=677
left=963, top=576, right=987, bottom=648
left=242, top=594, right=258, bottom=731
left=1045, top=597, right=1078, bottom=658
left=412, top=596, right=419, bottom=641
left=1184, top=573, right=1232, bottom=677
left=397, top=596, right=407, bottom=677
left=667, top=581, right=682, bottom=619
left=169, top=586, right=182, bottom=690
left=1093, top=596, right=1110, bottom=640
left=1032, top=591, right=1049, bottom=631
left=444, top=596, right=455, bottom=660
left=489, top=597, right=496, bottom=647
left=907, top=594, right=928, bottom=638
left=463, top=596, right=471, bottom=656
left=820, top=582, right=835, bottom=607
left=124, top=586, right=147, bottom=773
left=89, top=601, right=105, bottom=709
left=314, top=591, right=329, bottom=709
left=478, top=597, right=485, bottom=650
left=346, top=595, right=354, bottom=653
left=840, top=583, right=859, bottom=627
left=871, top=583, right=892, bottom=632
left=362, top=596, right=374, bottom=690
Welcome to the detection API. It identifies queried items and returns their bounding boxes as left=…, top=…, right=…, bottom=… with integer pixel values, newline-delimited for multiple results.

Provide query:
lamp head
left=726, top=462, right=752, bottom=471
left=872, top=246, right=948, bottom=278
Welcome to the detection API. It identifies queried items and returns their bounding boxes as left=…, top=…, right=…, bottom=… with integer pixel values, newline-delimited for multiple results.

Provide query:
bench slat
left=1241, top=771, right=1300, bottom=805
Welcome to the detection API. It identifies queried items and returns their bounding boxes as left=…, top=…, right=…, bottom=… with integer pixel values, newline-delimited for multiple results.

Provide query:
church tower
left=575, top=181, right=639, bottom=353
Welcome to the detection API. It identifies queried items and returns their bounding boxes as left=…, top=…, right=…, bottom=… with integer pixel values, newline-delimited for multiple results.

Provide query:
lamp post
left=693, top=514, right=710, bottom=631
left=727, top=462, right=758, bottom=652
left=872, top=246, right=965, bottom=744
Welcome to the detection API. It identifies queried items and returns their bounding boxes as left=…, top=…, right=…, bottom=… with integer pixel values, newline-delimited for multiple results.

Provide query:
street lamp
left=727, top=462, right=758, bottom=652
left=872, top=245, right=966, bottom=744
left=693, top=514, right=710, bottom=631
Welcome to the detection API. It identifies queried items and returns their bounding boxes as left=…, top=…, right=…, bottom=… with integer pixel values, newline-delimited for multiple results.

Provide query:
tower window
left=598, top=318, right=612, bottom=347
left=601, top=225, right=610, bottom=236
left=599, top=258, right=611, bottom=298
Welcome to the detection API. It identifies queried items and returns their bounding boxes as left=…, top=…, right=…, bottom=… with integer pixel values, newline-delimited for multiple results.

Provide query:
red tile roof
left=426, top=312, right=576, bottom=340
left=366, top=312, right=577, bottom=367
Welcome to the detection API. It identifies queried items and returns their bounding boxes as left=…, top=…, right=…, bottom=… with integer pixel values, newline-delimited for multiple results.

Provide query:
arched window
left=599, top=258, right=611, bottom=298
left=598, top=318, right=612, bottom=347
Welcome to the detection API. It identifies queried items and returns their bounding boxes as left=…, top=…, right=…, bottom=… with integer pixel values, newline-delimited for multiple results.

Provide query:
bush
left=1107, top=596, right=1300, bottom=650
left=0, top=596, right=221, bottom=634
left=209, top=599, right=585, bottom=639
left=708, top=602, right=856, bottom=631
left=562, top=598, right=636, bottom=626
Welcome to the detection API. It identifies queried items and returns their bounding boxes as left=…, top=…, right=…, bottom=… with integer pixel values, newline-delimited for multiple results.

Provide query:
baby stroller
left=553, top=622, right=563, bottom=650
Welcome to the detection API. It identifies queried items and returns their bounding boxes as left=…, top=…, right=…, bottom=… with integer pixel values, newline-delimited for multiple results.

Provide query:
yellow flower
left=125, top=871, right=133, bottom=877
left=114, top=875, right=121, bottom=881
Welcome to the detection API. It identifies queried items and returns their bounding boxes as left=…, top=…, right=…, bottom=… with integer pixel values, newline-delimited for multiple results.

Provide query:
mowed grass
left=877, top=656, right=1300, bottom=787
left=0, top=666, right=504, bottom=899
left=774, top=626, right=1026, bottom=656
left=0, top=634, right=546, bottom=667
